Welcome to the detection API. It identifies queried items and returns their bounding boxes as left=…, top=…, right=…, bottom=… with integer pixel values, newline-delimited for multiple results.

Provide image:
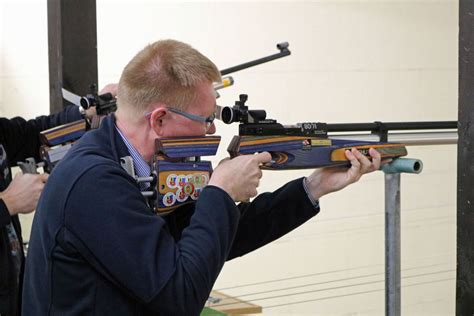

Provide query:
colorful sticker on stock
left=155, top=161, right=212, bottom=214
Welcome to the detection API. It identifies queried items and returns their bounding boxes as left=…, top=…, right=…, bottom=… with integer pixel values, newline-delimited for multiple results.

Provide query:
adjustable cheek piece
left=36, top=120, right=87, bottom=173
left=151, top=136, right=221, bottom=214
left=120, top=135, right=221, bottom=215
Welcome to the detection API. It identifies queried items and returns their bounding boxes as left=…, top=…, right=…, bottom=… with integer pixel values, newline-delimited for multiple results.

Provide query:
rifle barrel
left=220, top=42, right=291, bottom=76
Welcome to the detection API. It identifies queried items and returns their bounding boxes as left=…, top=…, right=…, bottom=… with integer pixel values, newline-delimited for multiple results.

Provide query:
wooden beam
left=457, top=0, right=474, bottom=313
left=47, top=0, right=98, bottom=113
left=207, top=290, right=262, bottom=315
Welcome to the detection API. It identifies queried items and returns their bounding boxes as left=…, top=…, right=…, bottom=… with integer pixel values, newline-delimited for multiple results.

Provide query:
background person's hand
left=99, top=83, right=118, bottom=97
left=209, top=152, right=272, bottom=202
left=0, top=173, right=48, bottom=215
left=84, top=83, right=119, bottom=120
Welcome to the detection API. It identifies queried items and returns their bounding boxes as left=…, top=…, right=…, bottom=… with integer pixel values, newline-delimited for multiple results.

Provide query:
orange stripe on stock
left=331, top=144, right=407, bottom=161
left=43, top=121, right=86, bottom=141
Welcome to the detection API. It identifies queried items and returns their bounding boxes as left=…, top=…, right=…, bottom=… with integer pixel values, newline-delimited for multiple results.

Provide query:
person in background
left=0, top=84, right=114, bottom=316
left=23, top=40, right=382, bottom=315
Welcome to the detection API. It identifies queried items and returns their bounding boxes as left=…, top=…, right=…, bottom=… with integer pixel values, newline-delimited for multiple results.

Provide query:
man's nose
left=206, top=122, right=216, bottom=135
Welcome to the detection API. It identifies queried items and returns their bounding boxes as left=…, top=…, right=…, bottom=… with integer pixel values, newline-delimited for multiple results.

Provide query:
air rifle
left=14, top=118, right=88, bottom=173
left=220, top=94, right=408, bottom=169
left=25, top=85, right=118, bottom=173
left=62, top=84, right=117, bottom=129
left=143, top=93, right=408, bottom=215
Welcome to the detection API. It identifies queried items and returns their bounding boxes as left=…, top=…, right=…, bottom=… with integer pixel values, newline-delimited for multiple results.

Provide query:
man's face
left=160, top=82, right=217, bottom=137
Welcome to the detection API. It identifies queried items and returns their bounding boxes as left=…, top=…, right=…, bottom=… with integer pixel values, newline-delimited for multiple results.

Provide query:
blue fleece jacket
left=22, top=114, right=319, bottom=316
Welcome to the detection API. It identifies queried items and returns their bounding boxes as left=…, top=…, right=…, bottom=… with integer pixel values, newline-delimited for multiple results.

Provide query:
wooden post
left=47, top=0, right=98, bottom=113
left=457, top=0, right=474, bottom=313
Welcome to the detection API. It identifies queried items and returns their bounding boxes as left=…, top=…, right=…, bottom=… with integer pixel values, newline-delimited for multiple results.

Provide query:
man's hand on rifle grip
left=209, top=152, right=272, bottom=202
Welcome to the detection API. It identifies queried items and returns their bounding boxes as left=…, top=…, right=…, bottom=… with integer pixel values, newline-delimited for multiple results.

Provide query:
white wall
left=0, top=0, right=50, bottom=118
left=0, top=0, right=458, bottom=314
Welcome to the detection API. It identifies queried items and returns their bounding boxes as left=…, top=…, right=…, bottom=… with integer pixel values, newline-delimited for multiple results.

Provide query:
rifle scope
left=79, top=84, right=117, bottom=115
left=219, top=94, right=268, bottom=124
left=80, top=91, right=114, bottom=110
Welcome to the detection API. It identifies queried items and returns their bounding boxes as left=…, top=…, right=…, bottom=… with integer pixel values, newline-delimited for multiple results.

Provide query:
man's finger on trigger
left=217, top=157, right=231, bottom=166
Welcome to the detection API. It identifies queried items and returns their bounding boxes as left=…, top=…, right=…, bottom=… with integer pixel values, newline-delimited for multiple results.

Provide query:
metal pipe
left=381, top=158, right=423, bottom=174
left=329, top=131, right=457, bottom=146
left=385, top=173, right=401, bottom=316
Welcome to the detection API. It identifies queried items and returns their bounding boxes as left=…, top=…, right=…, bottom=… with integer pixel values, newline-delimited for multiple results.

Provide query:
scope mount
left=222, top=94, right=328, bottom=137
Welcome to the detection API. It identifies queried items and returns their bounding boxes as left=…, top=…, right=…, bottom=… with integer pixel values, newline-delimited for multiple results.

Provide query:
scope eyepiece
left=220, top=106, right=267, bottom=124
left=80, top=95, right=93, bottom=109
left=218, top=94, right=267, bottom=124
left=220, top=106, right=234, bottom=124
left=80, top=92, right=115, bottom=111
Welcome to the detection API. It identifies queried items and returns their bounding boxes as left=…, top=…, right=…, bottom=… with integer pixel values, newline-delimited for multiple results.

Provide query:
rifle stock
left=227, top=135, right=407, bottom=169
left=152, top=136, right=221, bottom=213
left=37, top=120, right=87, bottom=172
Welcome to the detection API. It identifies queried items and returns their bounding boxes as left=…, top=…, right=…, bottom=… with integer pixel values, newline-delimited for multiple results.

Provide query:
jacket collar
left=100, top=114, right=131, bottom=164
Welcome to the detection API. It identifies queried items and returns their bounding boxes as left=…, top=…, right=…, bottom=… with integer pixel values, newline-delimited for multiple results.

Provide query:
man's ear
left=149, top=107, right=168, bottom=136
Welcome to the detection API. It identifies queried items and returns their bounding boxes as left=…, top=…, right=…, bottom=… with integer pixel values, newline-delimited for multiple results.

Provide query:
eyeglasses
left=145, top=107, right=216, bottom=130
